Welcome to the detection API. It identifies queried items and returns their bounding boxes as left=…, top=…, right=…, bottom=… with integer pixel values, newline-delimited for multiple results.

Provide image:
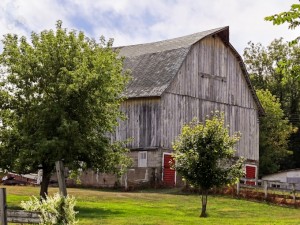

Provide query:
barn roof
left=118, top=26, right=264, bottom=115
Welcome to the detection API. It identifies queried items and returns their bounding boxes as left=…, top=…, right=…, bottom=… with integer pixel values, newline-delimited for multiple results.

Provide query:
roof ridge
left=118, top=26, right=229, bottom=57
left=118, top=26, right=228, bottom=49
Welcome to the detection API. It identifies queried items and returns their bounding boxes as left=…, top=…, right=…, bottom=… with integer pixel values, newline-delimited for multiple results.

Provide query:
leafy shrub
left=21, top=193, right=78, bottom=225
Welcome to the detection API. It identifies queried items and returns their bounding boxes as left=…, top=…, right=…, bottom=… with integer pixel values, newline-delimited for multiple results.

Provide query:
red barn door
left=246, top=165, right=256, bottom=185
left=163, top=154, right=175, bottom=186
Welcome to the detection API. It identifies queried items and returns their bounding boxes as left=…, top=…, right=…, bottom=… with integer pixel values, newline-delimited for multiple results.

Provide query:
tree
left=244, top=39, right=300, bottom=169
left=265, top=3, right=300, bottom=31
left=243, top=38, right=300, bottom=117
left=265, top=2, right=300, bottom=47
left=0, top=21, right=131, bottom=198
left=172, top=113, right=244, bottom=217
left=264, top=3, right=300, bottom=169
left=256, top=90, right=295, bottom=176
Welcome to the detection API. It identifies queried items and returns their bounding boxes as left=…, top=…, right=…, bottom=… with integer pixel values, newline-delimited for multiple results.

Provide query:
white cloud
left=0, top=0, right=299, bottom=55
left=0, top=0, right=72, bottom=44
left=87, top=0, right=299, bottom=54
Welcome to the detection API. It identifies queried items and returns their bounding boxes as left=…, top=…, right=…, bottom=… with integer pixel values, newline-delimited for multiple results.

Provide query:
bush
left=21, top=193, right=78, bottom=225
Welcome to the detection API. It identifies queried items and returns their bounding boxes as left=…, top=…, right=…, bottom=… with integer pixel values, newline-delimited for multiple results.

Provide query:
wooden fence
left=235, top=178, right=299, bottom=205
left=0, top=188, right=42, bottom=224
left=0, top=161, right=67, bottom=225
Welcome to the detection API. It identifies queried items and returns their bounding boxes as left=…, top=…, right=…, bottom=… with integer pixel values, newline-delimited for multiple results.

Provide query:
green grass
left=2, top=185, right=300, bottom=225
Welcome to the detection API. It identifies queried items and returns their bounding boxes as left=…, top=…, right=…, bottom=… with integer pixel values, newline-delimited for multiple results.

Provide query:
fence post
left=55, top=161, right=67, bottom=197
left=292, top=183, right=296, bottom=205
left=236, top=180, right=240, bottom=196
left=263, top=180, right=268, bottom=200
left=0, top=188, right=7, bottom=225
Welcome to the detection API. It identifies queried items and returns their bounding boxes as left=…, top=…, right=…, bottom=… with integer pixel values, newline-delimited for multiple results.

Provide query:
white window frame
left=138, top=151, right=147, bottom=167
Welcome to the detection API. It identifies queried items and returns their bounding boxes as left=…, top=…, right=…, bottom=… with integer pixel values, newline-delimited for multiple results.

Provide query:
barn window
left=138, top=151, right=147, bottom=167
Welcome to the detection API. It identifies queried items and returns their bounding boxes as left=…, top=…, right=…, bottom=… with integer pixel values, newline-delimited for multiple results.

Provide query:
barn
left=80, top=26, right=264, bottom=187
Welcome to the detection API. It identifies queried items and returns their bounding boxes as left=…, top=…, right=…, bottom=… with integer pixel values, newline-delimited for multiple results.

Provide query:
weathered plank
left=7, top=210, right=41, bottom=223
left=7, top=217, right=40, bottom=224
left=0, top=209, right=41, bottom=225
left=0, top=188, right=7, bottom=225
left=55, top=160, right=67, bottom=197
left=7, top=210, right=40, bottom=218
left=113, top=98, right=161, bottom=149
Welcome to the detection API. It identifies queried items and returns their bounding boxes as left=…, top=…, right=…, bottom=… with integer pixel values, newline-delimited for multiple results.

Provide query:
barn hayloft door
left=245, top=165, right=257, bottom=185
left=163, top=153, right=176, bottom=186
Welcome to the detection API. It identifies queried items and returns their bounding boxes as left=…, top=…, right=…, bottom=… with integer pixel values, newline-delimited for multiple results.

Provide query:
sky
left=0, top=0, right=299, bottom=56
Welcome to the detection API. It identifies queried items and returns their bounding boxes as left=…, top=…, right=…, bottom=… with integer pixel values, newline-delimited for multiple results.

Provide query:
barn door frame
left=162, top=152, right=176, bottom=186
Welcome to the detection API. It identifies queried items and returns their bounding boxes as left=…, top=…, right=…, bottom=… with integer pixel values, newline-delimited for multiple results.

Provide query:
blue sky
left=0, top=0, right=299, bottom=55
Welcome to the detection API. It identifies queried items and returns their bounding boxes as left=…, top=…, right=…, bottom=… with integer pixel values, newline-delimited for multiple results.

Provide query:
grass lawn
left=2, top=185, right=300, bottom=225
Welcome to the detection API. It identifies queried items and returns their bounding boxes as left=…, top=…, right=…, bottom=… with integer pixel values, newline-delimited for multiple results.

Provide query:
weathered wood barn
left=80, top=26, right=264, bottom=187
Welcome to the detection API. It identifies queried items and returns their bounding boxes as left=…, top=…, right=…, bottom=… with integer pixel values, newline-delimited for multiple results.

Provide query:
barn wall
left=77, top=170, right=118, bottom=187
left=112, top=98, right=161, bottom=148
left=125, top=149, right=164, bottom=182
left=162, top=35, right=259, bottom=161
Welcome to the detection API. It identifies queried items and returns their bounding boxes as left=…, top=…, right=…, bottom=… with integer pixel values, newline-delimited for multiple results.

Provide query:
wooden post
left=263, top=180, right=268, bottom=200
left=124, top=173, right=128, bottom=191
left=292, top=183, right=296, bottom=205
left=236, top=180, right=240, bottom=196
left=0, top=188, right=7, bottom=225
left=55, top=161, right=67, bottom=197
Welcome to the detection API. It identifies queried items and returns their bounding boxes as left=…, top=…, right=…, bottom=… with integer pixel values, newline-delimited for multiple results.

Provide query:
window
left=138, top=151, right=147, bottom=167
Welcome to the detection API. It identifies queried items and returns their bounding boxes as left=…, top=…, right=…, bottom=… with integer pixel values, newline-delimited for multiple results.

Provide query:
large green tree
left=0, top=21, right=130, bottom=198
left=244, top=38, right=300, bottom=118
left=244, top=39, right=300, bottom=169
left=256, top=90, right=295, bottom=176
left=172, top=113, right=244, bottom=217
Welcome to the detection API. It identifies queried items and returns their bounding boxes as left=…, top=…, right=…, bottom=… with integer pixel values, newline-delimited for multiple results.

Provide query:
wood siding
left=113, top=98, right=161, bottom=148
left=114, top=35, right=259, bottom=161
left=162, top=36, right=259, bottom=160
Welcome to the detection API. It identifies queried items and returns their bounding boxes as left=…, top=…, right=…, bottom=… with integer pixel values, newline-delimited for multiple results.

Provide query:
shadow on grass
left=7, top=206, right=23, bottom=210
left=69, top=186, right=185, bottom=195
left=76, top=206, right=123, bottom=219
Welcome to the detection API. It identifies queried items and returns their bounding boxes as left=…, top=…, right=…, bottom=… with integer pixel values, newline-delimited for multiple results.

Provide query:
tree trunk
left=39, top=164, right=53, bottom=199
left=200, top=190, right=208, bottom=217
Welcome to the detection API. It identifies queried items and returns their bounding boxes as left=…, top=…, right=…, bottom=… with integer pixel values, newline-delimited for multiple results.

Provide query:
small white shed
left=262, top=169, right=300, bottom=190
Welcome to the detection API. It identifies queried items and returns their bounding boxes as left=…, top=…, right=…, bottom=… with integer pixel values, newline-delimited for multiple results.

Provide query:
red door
left=163, top=154, right=175, bottom=186
left=246, top=165, right=256, bottom=185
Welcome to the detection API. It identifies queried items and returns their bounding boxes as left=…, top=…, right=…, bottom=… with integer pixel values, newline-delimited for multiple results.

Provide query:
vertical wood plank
left=264, top=181, right=268, bottom=199
left=236, top=181, right=240, bottom=196
left=292, top=183, right=296, bottom=204
left=0, top=188, right=7, bottom=225
left=55, top=161, right=67, bottom=197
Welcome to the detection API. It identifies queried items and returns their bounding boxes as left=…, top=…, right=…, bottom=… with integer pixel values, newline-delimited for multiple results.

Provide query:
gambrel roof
left=118, top=26, right=264, bottom=115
